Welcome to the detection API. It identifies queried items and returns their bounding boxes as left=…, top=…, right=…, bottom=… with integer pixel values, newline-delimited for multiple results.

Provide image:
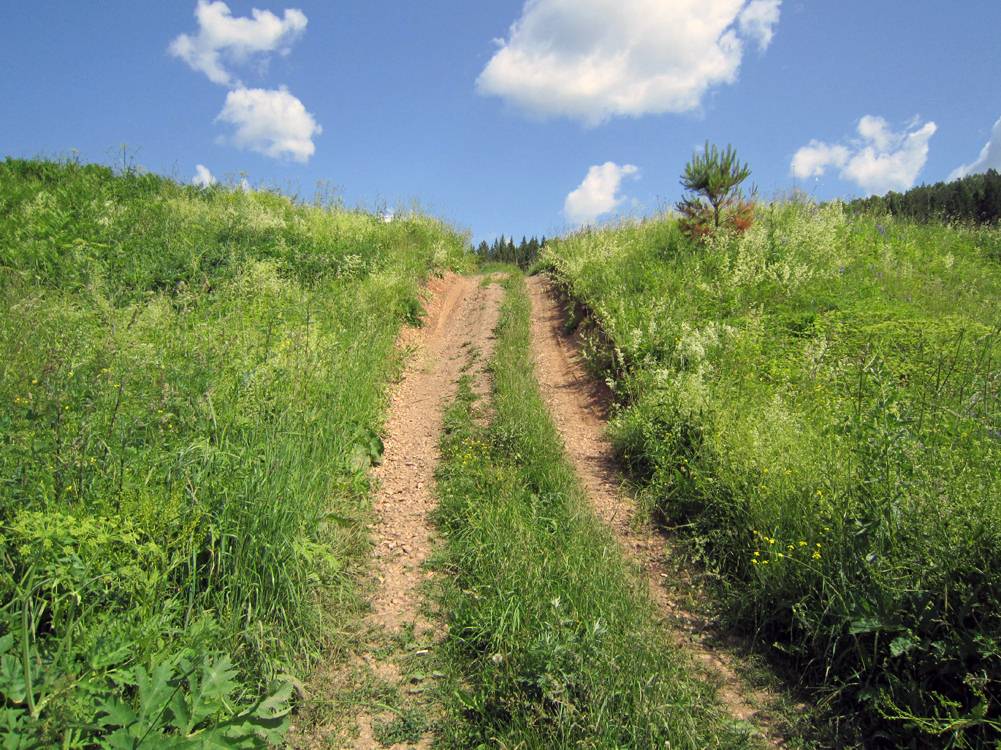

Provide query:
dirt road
left=297, top=272, right=784, bottom=748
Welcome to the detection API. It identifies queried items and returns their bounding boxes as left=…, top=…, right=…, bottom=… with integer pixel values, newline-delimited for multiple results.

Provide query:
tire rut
left=366, top=274, right=503, bottom=645
left=526, top=275, right=787, bottom=748
left=292, top=273, right=504, bottom=749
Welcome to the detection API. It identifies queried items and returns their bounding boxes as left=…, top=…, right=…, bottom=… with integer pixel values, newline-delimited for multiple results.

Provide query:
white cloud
left=949, top=116, right=1001, bottom=181
left=790, top=141, right=850, bottom=179
left=564, top=162, right=639, bottom=226
left=791, top=115, right=937, bottom=195
left=856, top=114, right=897, bottom=151
left=216, top=86, right=321, bottom=162
left=738, top=0, right=781, bottom=51
left=169, top=0, right=307, bottom=86
left=476, top=0, right=782, bottom=125
left=192, top=164, right=216, bottom=187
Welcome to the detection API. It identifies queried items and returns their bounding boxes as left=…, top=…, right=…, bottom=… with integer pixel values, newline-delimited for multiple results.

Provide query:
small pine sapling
left=677, top=142, right=755, bottom=240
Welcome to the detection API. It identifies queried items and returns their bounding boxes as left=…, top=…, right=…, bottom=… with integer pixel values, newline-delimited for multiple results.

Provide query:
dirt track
left=294, top=273, right=503, bottom=749
left=358, top=274, right=502, bottom=748
left=526, top=275, right=784, bottom=747
left=367, top=274, right=501, bottom=640
left=297, top=272, right=783, bottom=748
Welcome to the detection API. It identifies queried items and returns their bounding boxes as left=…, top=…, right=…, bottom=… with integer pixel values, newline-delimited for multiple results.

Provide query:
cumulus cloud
left=564, top=162, right=639, bottom=226
left=169, top=0, right=307, bottom=86
left=738, top=0, right=781, bottom=51
left=476, top=0, right=781, bottom=125
left=216, top=86, right=321, bottom=162
left=192, top=164, right=216, bottom=187
left=949, top=116, right=1001, bottom=181
left=791, top=142, right=850, bottom=179
left=791, top=115, right=937, bottom=195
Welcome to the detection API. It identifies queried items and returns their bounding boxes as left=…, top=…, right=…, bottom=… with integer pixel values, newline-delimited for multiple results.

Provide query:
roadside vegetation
left=432, top=273, right=752, bottom=748
left=539, top=200, right=1001, bottom=747
left=0, top=158, right=470, bottom=746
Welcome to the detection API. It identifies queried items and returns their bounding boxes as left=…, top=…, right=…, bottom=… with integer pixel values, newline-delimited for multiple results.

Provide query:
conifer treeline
left=475, top=235, right=547, bottom=268
left=848, top=169, right=1001, bottom=225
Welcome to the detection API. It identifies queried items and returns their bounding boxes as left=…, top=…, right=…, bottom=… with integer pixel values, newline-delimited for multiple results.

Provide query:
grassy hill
left=540, top=202, right=1001, bottom=747
left=0, top=158, right=470, bottom=746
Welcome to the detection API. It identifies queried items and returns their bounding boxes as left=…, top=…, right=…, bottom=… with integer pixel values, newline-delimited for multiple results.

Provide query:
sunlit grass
left=0, top=158, right=472, bottom=745
left=540, top=202, right=1001, bottom=747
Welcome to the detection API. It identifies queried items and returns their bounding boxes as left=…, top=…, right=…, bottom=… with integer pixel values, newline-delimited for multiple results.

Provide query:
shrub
left=677, top=142, right=754, bottom=241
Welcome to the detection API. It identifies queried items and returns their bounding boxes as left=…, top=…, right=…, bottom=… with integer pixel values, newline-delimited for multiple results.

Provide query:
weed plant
left=0, top=158, right=471, bottom=746
left=540, top=202, right=1001, bottom=748
left=433, top=274, right=750, bottom=748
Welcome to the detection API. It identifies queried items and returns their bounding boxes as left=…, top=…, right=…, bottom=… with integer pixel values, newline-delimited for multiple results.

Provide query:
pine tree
left=677, top=142, right=754, bottom=240
left=848, top=168, right=1001, bottom=225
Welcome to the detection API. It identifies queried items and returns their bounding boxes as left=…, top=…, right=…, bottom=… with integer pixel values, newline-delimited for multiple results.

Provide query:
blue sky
left=2, top=1, right=1000, bottom=243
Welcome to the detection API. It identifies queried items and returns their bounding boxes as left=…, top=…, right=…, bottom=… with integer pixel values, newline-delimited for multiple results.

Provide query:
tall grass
left=433, top=274, right=750, bottom=748
left=0, top=158, right=471, bottom=745
left=540, top=203, right=1001, bottom=748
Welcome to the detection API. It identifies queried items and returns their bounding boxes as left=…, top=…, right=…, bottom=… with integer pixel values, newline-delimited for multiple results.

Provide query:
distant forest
left=475, top=235, right=547, bottom=268
left=849, top=168, right=1001, bottom=224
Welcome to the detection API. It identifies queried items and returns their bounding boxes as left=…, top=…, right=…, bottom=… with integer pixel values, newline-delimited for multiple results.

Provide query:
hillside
left=540, top=202, right=1001, bottom=746
left=4, top=159, right=1001, bottom=749
left=0, top=159, right=470, bottom=746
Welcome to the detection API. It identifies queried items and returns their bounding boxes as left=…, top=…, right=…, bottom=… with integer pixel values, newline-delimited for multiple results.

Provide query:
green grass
left=0, top=158, right=471, bottom=746
left=539, top=202, right=1001, bottom=747
left=432, top=273, right=751, bottom=749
